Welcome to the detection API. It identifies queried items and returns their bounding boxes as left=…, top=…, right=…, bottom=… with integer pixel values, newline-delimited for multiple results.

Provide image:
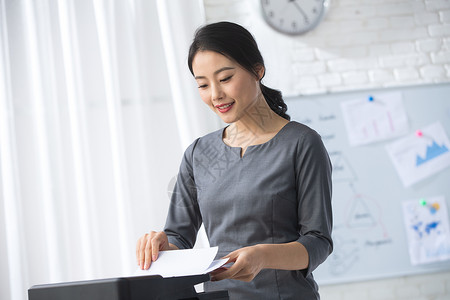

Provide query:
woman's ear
left=254, top=64, right=265, bottom=81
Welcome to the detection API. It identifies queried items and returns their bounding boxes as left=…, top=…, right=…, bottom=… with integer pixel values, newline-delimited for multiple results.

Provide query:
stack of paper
left=133, top=247, right=228, bottom=278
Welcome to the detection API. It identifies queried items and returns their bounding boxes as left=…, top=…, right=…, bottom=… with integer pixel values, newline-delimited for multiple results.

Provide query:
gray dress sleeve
left=295, top=129, right=333, bottom=276
left=164, top=138, right=202, bottom=249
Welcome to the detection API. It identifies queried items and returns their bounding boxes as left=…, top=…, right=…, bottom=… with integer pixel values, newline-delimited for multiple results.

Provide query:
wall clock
left=260, top=0, right=329, bottom=35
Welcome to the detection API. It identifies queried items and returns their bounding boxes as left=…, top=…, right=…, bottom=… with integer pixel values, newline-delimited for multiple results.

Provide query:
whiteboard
left=285, top=83, right=450, bottom=285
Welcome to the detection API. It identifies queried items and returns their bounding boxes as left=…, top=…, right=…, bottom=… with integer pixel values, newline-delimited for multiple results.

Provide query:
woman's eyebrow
left=194, top=66, right=235, bottom=79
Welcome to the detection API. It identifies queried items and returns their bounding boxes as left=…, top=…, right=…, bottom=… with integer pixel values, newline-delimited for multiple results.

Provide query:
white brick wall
left=203, top=0, right=450, bottom=96
left=202, top=0, right=450, bottom=299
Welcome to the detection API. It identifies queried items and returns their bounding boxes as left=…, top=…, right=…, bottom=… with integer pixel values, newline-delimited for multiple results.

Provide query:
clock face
left=260, top=0, right=329, bottom=35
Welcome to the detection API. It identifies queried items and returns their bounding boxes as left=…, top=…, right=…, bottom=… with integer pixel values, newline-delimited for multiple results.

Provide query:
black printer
left=28, top=274, right=228, bottom=300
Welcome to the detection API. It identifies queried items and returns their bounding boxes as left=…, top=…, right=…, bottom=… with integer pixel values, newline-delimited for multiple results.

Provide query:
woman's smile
left=215, top=102, right=235, bottom=113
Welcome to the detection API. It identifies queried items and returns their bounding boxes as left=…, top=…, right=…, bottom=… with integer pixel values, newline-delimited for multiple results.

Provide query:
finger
left=232, top=272, right=254, bottom=282
left=222, top=251, right=239, bottom=268
left=144, top=237, right=152, bottom=269
left=151, top=235, right=163, bottom=262
left=222, top=263, right=255, bottom=281
left=211, top=262, right=242, bottom=281
left=211, top=251, right=240, bottom=280
left=139, top=235, right=148, bottom=269
left=220, top=250, right=237, bottom=261
left=209, top=267, right=229, bottom=276
left=211, top=269, right=233, bottom=281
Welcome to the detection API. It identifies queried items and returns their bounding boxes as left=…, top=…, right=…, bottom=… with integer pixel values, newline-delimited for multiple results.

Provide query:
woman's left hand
left=210, top=245, right=266, bottom=282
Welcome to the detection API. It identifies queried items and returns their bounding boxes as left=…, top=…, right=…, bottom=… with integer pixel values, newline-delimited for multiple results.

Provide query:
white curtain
left=0, top=0, right=219, bottom=299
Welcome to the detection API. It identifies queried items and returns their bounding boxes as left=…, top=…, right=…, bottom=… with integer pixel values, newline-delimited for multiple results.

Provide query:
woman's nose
left=211, top=84, right=224, bottom=101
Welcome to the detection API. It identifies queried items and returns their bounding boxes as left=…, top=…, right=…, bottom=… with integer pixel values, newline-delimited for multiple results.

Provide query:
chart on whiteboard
left=386, top=122, right=450, bottom=187
left=402, top=196, right=450, bottom=265
left=340, top=92, right=409, bottom=146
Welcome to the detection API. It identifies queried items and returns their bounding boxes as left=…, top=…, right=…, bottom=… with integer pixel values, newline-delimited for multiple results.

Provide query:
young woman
left=136, top=21, right=333, bottom=299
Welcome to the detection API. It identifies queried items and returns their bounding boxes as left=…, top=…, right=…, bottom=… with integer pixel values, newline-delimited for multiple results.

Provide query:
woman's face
left=191, top=50, right=263, bottom=124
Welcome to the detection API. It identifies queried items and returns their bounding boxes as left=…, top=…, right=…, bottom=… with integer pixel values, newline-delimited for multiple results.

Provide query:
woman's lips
left=215, top=102, right=234, bottom=113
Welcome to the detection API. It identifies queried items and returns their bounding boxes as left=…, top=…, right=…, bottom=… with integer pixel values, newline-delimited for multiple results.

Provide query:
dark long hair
left=187, top=21, right=290, bottom=121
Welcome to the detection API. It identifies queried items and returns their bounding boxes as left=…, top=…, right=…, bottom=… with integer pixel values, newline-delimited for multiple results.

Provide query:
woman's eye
left=198, top=84, right=208, bottom=89
left=220, top=76, right=232, bottom=82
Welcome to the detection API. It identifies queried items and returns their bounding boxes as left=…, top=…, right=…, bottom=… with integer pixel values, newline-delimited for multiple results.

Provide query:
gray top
left=164, top=121, right=333, bottom=299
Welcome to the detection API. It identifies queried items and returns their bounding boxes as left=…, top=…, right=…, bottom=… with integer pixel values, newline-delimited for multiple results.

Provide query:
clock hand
left=289, top=0, right=308, bottom=21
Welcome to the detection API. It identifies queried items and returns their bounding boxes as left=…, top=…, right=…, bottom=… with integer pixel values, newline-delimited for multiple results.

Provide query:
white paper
left=341, top=92, right=409, bottom=146
left=402, top=196, right=450, bottom=265
left=204, top=258, right=230, bottom=274
left=132, top=247, right=228, bottom=278
left=386, top=122, right=450, bottom=187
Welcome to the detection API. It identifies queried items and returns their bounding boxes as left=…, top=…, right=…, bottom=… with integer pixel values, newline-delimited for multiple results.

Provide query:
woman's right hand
left=136, top=231, right=170, bottom=270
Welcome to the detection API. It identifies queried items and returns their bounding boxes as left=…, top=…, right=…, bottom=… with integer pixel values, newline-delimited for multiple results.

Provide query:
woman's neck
left=223, top=97, right=289, bottom=148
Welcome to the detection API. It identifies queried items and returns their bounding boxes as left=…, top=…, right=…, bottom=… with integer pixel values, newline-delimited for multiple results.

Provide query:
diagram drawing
left=416, top=140, right=449, bottom=166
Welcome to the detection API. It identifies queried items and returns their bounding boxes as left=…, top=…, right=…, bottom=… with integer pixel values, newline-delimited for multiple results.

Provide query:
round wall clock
left=260, top=0, right=330, bottom=36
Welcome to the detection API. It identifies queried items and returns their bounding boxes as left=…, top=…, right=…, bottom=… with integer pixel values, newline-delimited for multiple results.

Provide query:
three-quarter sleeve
left=164, top=139, right=202, bottom=249
left=295, top=129, right=333, bottom=276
